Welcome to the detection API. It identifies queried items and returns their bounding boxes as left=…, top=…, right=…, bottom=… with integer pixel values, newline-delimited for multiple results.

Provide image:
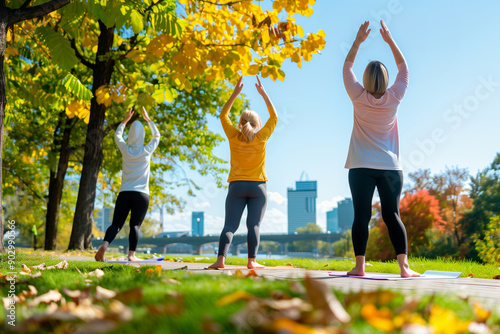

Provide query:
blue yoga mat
left=104, top=256, right=165, bottom=263
left=328, top=270, right=462, bottom=280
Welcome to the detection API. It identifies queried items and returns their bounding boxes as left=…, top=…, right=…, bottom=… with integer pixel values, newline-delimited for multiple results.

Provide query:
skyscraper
left=287, top=180, right=317, bottom=234
left=95, top=207, right=113, bottom=233
left=192, top=212, right=204, bottom=236
left=338, top=198, right=354, bottom=232
left=326, top=208, right=341, bottom=233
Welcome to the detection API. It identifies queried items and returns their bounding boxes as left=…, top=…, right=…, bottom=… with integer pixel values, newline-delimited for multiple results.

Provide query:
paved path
left=59, top=256, right=500, bottom=308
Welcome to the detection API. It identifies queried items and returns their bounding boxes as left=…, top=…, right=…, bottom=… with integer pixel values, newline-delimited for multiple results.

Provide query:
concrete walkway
left=59, top=256, right=500, bottom=308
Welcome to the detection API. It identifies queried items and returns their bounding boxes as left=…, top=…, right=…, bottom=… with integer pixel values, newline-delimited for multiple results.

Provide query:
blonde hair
left=238, top=110, right=261, bottom=143
left=363, top=61, right=389, bottom=95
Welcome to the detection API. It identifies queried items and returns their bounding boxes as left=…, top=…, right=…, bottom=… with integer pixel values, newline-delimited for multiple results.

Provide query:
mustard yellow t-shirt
left=221, top=107, right=278, bottom=183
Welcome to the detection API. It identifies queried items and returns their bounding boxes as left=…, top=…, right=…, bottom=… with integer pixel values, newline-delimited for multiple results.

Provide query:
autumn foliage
left=367, top=189, right=444, bottom=261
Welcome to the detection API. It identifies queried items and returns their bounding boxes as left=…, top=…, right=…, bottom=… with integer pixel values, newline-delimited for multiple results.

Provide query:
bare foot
left=247, top=260, right=265, bottom=269
left=207, top=262, right=225, bottom=269
left=347, top=267, right=365, bottom=276
left=401, top=267, right=420, bottom=278
left=128, top=255, right=141, bottom=261
left=95, top=247, right=106, bottom=262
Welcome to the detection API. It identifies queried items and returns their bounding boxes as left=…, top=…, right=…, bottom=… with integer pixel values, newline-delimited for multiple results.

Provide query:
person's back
left=343, top=57, right=409, bottom=170
left=115, top=116, right=160, bottom=194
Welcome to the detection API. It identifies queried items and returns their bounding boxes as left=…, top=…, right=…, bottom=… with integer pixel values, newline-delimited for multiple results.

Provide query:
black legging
left=104, top=191, right=149, bottom=251
left=217, top=181, right=267, bottom=258
left=348, top=168, right=407, bottom=256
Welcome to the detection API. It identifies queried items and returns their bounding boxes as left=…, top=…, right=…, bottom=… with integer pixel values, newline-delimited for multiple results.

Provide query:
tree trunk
left=68, top=20, right=114, bottom=250
left=0, top=14, right=7, bottom=253
left=44, top=112, right=74, bottom=250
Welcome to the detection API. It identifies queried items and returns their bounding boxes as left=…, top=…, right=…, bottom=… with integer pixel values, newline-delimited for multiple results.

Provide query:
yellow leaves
left=361, top=304, right=395, bottom=332
left=146, top=268, right=154, bottom=275
left=473, top=301, right=491, bottom=323
left=66, top=100, right=91, bottom=124
left=95, top=84, right=128, bottom=107
left=245, top=64, right=260, bottom=76
left=216, top=291, right=253, bottom=307
left=6, top=29, right=12, bottom=42
left=126, top=49, right=147, bottom=63
left=429, top=305, right=470, bottom=334
left=5, top=46, right=18, bottom=57
left=146, top=34, right=175, bottom=61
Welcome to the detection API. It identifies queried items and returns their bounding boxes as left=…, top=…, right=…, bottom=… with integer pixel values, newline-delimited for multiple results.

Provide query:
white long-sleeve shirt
left=115, top=120, right=160, bottom=194
left=343, top=61, right=409, bottom=170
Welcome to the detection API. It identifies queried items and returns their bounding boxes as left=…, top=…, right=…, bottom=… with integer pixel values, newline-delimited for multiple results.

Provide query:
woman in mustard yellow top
left=208, top=76, right=278, bottom=269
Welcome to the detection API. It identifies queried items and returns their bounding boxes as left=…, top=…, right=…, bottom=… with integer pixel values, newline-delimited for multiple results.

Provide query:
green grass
left=1, top=251, right=499, bottom=333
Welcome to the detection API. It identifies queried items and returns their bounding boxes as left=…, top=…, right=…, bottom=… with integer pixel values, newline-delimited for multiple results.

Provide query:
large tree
left=0, top=0, right=70, bottom=252
left=64, top=0, right=325, bottom=249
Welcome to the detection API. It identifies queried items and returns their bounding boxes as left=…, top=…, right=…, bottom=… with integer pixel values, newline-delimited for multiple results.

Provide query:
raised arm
left=255, top=76, right=277, bottom=120
left=380, top=20, right=405, bottom=65
left=220, top=76, right=243, bottom=138
left=142, top=107, right=161, bottom=153
left=380, top=20, right=408, bottom=100
left=255, top=76, right=277, bottom=140
left=115, top=108, right=134, bottom=152
left=345, top=21, right=371, bottom=64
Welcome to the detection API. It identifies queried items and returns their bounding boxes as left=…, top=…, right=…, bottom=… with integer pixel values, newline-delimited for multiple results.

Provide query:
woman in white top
left=95, top=107, right=160, bottom=261
left=343, top=20, right=420, bottom=277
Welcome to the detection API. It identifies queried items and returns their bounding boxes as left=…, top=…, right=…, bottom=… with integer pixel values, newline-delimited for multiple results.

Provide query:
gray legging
left=217, top=181, right=267, bottom=258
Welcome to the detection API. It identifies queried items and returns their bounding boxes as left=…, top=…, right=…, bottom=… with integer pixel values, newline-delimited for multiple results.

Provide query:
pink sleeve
left=343, top=61, right=364, bottom=100
left=389, top=62, right=409, bottom=101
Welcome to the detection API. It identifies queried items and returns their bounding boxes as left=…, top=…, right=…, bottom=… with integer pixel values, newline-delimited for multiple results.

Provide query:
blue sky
left=159, top=0, right=500, bottom=235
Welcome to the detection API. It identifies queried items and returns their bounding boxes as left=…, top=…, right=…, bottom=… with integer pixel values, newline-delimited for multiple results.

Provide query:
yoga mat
left=328, top=270, right=462, bottom=280
left=104, top=256, right=165, bottom=263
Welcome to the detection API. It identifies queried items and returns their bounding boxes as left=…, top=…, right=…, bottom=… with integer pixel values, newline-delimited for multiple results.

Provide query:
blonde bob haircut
left=363, top=61, right=389, bottom=95
left=238, top=110, right=262, bottom=143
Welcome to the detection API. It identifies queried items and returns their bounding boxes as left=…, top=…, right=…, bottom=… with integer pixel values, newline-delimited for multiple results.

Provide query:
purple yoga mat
left=104, top=256, right=165, bottom=263
left=328, top=270, right=462, bottom=280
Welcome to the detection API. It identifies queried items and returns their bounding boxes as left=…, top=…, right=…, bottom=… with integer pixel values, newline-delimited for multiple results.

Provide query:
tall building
left=287, top=180, right=317, bottom=234
left=95, top=207, right=113, bottom=233
left=191, top=212, right=204, bottom=236
left=326, top=208, right=341, bottom=233
left=338, top=198, right=354, bottom=232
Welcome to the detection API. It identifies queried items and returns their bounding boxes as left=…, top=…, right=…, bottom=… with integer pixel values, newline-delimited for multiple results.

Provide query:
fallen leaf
left=46, top=260, right=69, bottom=270
left=94, top=286, right=117, bottom=300
left=246, top=270, right=258, bottom=277
left=155, top=265, right=162, bottom=274
left=468, top=273, right=474, bottom=278
left=28, top=289, right=63, bottom=307
left=146, top=268, right=154, bottom=275
left=87, top=269, right=105, bottom=279
left=492, top=275, right=500, bottom=279
left=234, top=270, right=245, bottom=278
left=106, top=300, right=133, bottom=322
left=361, top=304, right=395, bottom=332
left=161, top=278, right=181, bottom=285
left=114, top=287, right=143, bottom=304
left=304, top=273, right=351, bottom=324
left=473, top=301, right=491, bottom=323
left=217, top=291, right=254, bottom=307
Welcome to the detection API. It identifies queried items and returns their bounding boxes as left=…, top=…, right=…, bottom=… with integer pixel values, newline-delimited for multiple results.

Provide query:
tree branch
left=20, top=0, right=32, bottom=9
left=8, top=0, right=70, bottom=26
left=70, top=38, right=95, bottom=70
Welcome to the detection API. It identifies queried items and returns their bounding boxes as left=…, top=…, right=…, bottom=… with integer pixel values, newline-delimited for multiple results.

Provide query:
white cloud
left=268, top=191, right=287, bottom=206
left=317, top=195, right=345, bottom=214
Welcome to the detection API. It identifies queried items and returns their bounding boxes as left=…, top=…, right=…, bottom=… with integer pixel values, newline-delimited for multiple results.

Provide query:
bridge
left=91, top=232, right=343, bottom=255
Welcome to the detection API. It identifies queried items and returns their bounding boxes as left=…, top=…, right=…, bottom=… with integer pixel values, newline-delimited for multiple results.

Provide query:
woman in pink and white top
left=343, top=20, right=420, bottom=278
